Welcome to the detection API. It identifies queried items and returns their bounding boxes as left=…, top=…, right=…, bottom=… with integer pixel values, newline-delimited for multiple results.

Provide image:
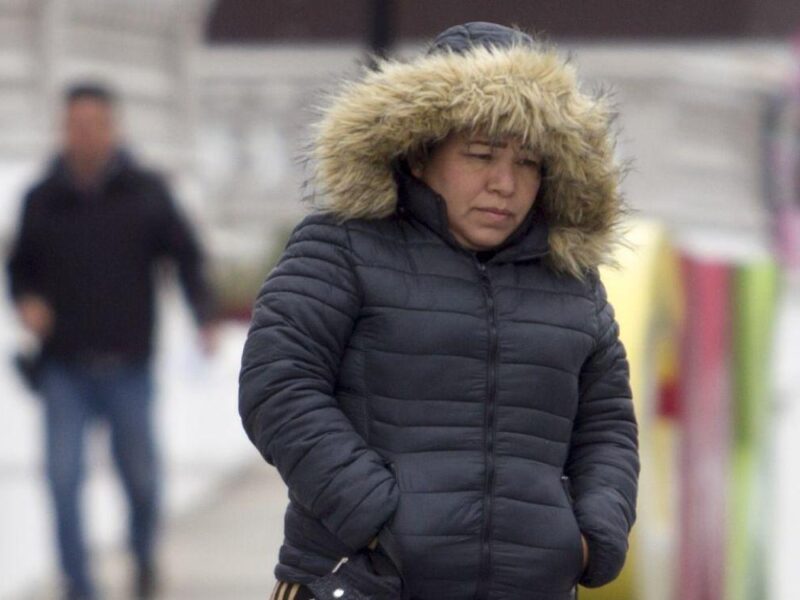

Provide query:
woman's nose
left=487, top=158, right=516, bottom=196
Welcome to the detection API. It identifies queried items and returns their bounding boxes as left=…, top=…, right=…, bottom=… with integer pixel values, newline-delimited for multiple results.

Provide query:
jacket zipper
left=475, top=260, right=498, bottom=600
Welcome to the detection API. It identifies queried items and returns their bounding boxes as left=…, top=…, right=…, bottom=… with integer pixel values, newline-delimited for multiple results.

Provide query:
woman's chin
left=457, top=230, right=512, bottom=252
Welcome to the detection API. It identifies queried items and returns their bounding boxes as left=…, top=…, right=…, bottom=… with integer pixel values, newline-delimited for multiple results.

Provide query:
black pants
left=271, top=581, right=578, bottom=600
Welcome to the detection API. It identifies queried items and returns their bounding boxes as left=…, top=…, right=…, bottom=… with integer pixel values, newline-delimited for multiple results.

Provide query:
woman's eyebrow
left=467, top=139, right=505, bottom=148
left=465, top=140, right=539, bottom=158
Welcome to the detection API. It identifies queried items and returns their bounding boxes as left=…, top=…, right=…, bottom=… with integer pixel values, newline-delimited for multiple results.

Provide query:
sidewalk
left=18, top=463, right=286, bottom=600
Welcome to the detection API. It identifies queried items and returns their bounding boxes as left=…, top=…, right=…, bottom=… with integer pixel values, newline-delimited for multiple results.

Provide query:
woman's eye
left=467, top=152, right=493, bottom=161
left=519, top=158, right=541, bottom=169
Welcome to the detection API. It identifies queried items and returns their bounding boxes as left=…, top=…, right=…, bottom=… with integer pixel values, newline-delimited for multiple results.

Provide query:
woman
left=240, top=22, right=639, bottom=600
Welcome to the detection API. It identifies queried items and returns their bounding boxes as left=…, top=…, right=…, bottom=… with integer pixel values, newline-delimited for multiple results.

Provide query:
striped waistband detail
left=270, top=580, right=313, bottom=600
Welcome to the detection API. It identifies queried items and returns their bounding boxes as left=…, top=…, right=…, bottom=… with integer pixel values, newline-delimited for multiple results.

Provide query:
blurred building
left=0, top=0, right=212, bottom=165
left=201, top=1, right=796, bottom=259
left=578, top=44, right=791, bottom=258
left=0, top=0, right=211, bottom=238
left=195, top=56, right=793, bottom=276
left=2, top=1, right=795, bottom=291
left=207, top=0, right=800, bottom=41
left=192, top=46, right=349, bottom=265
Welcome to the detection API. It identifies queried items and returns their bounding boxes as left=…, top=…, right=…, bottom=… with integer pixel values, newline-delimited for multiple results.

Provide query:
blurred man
left=6, top=82, right=215, bottom=600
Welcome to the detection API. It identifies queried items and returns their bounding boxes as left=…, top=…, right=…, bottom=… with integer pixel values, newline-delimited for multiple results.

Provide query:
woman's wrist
left=581, top=534, right=589, bottom=570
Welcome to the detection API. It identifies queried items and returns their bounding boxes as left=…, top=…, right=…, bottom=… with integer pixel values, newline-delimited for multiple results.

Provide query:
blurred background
left=1, top=1, right=799, bottom=598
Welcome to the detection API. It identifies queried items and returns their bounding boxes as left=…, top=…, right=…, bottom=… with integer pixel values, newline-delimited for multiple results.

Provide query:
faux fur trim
left=311, top=42, right=627, bottom=277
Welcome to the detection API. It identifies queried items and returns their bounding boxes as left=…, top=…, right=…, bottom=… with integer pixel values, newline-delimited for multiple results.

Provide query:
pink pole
left=677, top=256, right=731, bottom=600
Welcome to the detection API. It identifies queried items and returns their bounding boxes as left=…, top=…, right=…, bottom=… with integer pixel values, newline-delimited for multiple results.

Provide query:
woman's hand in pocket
left=581, top=534, right=589, bottom=571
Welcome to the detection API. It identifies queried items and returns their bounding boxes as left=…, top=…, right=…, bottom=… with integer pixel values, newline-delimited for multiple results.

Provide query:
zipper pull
left=332, top=556, right=349, bottom=573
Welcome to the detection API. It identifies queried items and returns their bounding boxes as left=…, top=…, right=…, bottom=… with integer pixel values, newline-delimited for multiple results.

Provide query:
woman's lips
left=476, top=207, right=513, bottom=222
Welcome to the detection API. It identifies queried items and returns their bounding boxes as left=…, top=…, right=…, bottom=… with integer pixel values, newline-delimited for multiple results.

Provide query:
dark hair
left=404, top=141, right=436, bottom=173
left=64, top=81, right=117, bottom=106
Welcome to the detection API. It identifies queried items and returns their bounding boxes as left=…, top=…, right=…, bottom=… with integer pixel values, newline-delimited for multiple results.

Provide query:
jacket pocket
left=375, top=461, right=407, bottom=596
left=561, top=475, right=585, bottom=587
left=378, top=461, right=401, bottom=557
left=307, top=548, right=402, bottom=600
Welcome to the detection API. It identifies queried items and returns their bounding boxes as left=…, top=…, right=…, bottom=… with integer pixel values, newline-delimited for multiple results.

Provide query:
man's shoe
left=63, top=580, right=96, bottom=600
left=135, top=565, right=159, bottom=599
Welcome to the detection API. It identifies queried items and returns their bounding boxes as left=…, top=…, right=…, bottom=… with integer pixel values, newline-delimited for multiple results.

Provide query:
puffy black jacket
left=240, top=170, right=638, bottom=599
left=240, top=21, right=638, bottom=600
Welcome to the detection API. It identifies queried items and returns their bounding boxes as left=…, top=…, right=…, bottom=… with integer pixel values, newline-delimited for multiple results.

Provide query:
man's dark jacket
left=7, top=152, right=212, bottom=363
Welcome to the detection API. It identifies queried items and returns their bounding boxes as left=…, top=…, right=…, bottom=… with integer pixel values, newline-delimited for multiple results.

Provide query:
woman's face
left=413, top=131, right=542, bottom=251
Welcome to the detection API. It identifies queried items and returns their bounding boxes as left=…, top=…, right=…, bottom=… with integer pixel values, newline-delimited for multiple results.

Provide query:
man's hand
left=17, top=295, right=54, bottom=339
left=198, top=323, right=219, bottom=356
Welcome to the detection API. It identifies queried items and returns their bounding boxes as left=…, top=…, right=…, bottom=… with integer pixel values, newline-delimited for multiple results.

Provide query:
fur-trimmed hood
left=311, top=23, right=626, bottom=277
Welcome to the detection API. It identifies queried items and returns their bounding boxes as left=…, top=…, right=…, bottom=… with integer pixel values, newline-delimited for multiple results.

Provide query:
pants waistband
left=271, top=581, right=314, bottom=600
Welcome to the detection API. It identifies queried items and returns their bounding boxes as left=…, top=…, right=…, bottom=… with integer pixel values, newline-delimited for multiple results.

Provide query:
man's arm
left=151, top=178, right=215, bottom=330
left=7, top=194, right=54, bottom=338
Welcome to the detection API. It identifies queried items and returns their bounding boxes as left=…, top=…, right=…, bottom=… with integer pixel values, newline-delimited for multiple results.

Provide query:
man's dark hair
left=64, top=81, right=117, bottom=106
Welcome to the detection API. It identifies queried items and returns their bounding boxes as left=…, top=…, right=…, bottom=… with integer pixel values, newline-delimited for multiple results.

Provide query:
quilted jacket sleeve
left=567, top=274, right=640, bottom=588
left=239, top=214, right=399, bottom=552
